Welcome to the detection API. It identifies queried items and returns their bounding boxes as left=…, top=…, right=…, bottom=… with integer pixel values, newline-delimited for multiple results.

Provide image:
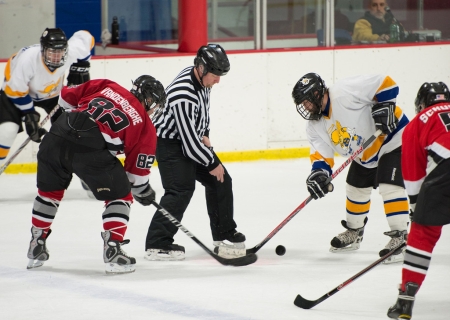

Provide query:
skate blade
left=213, top=246, right=246, bottom=258
left=27, top=259, right=45, bottom=269
left=213, top=240, right=245, bottom=249
left=382, top=253, right=404, bottom=265
left=329, top=243, right=360, bottom=253
left=105, top=263, right=136, bottom=274
left=144, top=250, right=185, bottom=261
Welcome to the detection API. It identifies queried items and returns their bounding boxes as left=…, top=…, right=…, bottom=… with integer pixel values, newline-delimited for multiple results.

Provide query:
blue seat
left=317, top=28, right=352, bottom=46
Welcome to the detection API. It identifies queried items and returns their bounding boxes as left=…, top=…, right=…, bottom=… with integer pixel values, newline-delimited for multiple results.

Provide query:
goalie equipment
left=144, top=244, right=185, bottom=261
left=102, top=231, right=136, bottom=274
left=330, top=218, right=367, bottom=253
left=27, top=227, right=51, bottom=269
left=387, top=282, right=419, bottom=319
left=380, top=229, right=407, bottom=264
left=67, top=60, right=91, bottom=85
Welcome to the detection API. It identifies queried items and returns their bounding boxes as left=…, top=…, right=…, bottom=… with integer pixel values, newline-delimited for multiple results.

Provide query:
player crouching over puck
left=26, top=75, right=166, bottom=274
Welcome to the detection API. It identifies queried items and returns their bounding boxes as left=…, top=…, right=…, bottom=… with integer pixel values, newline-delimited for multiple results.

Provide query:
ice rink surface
left=1, top=157, right=449, bottom=320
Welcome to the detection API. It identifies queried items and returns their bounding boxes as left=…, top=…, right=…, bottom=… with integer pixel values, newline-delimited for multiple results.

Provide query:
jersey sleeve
left=3, top=47, right=37, bottom=113
left=307, top=123, right=335, bottom=174
left=67, top=31, right=95, bottom=62
left=123, top=117, right=157, bottom=191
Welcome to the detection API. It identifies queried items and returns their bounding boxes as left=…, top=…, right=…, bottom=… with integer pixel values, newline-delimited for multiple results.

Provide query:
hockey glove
left=67, top=61, right=90, bottom=85
left=306, top=169, right=334, bottom=200
left=371, top=102, right=398, bottom=134
left=132, top=184, right=155, bottom=206
left=23, top=111, right=47, bottom=142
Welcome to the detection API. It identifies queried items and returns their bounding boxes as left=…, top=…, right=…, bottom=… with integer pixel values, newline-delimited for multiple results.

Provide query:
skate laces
left=336, top=229, right=359, bottom=243
left=383, top=230, right=406, bottom=250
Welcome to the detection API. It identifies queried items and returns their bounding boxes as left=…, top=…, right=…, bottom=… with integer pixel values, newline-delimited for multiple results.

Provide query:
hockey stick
left=151, top=201, right=258, bottom=267
left=0, top=104, right=60, bottom=175
left=246, top=129, right=383, bottom=254
left=293, top=242, right=406, bottom=309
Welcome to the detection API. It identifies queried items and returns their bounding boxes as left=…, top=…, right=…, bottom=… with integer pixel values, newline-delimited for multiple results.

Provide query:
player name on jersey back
left=101, top=87, right=143, bottom=125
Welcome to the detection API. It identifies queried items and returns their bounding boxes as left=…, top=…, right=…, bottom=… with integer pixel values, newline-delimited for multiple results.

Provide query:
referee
left=145, top=44, right=246, bottom=261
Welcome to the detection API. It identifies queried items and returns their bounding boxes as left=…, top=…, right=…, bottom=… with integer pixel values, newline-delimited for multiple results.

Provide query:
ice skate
left=329, top=218, right=367, bottom=253
left=380, top=230, right=407, bottom=264
left=27, top=227, right=51, bottom=269
left=102, top=231, right=136, bottom=274
left=213, top=229, right=246, bottom=258
left=81, top=180, right=96, bottom=199
left=387, top=282, right=419, bottom=319
left=144, top=244, right=185, bottom=261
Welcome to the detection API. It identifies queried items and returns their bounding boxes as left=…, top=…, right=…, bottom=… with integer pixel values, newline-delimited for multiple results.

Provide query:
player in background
left=291, top=73, right=410, bottom=263
left=144, top=44, right=247, bottom=261
left=26, top=75, right=166, bottom=274
left=0, top=27, right=93, bottom=165
left=387, top=82, right=450, bottom=319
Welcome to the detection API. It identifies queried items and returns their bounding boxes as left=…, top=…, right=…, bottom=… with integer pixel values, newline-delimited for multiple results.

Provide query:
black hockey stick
left=246, top=130, right=382, bottom=254
left=0, top=104, right=60, bottom=175
left=294, top=242, right=406, bottom=309
left=151, top=201, right=257, bottom=267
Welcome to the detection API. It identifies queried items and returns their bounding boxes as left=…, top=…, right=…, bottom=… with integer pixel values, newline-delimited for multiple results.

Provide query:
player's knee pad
left=346, top=184, right=372, bottom=202
left=378, top=183, right=406, bottom=201
left=0, top=122, right=20, bottom=161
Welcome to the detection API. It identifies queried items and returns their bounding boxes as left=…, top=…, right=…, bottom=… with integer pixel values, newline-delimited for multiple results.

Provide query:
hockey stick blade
left=151, top=201, right=257, bottom=267
left=246, top=130, right=383, bottom=255
left=293, top=241, right=406, bottom=309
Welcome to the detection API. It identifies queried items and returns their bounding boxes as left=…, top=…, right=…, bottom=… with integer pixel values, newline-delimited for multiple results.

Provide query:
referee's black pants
left=145, top=138, right=237, bottom=249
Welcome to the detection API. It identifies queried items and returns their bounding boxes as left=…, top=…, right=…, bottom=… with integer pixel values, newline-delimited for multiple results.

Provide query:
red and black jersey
left=402, top=102, right=450, bottom=200
left=58, top=79, right=157, bottom=186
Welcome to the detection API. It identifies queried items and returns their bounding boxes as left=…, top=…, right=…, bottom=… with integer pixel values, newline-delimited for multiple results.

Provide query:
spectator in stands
left=352, top=0, right=392, bottom=42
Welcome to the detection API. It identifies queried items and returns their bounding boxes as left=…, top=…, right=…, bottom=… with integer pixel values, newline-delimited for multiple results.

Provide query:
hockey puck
left=275, top=245, right=286, bottom=256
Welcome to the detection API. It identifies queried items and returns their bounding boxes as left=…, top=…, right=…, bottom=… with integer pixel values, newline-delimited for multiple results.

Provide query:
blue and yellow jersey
left=306, top=74, right=409, bottom=174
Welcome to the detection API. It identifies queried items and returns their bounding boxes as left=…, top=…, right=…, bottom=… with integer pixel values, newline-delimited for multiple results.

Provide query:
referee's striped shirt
left=154, top=66, right=217, bottom=169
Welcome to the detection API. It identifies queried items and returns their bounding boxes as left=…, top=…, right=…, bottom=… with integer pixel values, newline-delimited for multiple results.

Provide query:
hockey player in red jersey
left=26, top=75, right=166, bottom=274
left=387, top=82, right=450, bottom=319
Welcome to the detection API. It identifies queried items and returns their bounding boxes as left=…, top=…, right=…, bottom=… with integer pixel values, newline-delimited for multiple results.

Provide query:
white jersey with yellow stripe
left=2, top=30, right=94, bottom=113
left=306, top=74, right=409, bottom=172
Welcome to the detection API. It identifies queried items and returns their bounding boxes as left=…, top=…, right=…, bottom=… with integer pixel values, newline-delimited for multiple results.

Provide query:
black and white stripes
left=154, top=67, right=215, bottom=167
left=403, top=246, right=431, bottom=275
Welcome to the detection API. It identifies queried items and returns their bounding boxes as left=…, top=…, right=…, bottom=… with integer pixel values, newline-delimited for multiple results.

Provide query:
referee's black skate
left=329, top=218, right=367, bottom=253
left=102, top=231, right=136, bottom=274
left=145, top=244, right=185, bottom=261
left=27, top=227, right=51, bottom=269
left=387, top=282, right=419, bottom=319
left=213, top=229, right=246, bottom=258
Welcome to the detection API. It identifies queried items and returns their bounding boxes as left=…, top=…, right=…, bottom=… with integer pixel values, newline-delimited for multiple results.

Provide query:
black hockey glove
left=306, top=169, right=334, bottom=200
left=371, top=102, right=398, bottom=134
left=23, top=111, right=47, bottom=142
left=132, top=184, right=155, bottom=206
left=67, top=61, right=90, bottom=85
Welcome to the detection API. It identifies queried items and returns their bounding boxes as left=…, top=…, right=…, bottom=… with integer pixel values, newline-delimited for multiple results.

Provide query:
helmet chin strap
left=196, top=66, right=206, bottom=87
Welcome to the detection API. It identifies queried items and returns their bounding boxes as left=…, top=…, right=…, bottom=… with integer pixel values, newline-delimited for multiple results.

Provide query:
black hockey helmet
left=414, top=82, right=450, bottom=114
left=40, top=28, right=68, bottom=68
left=292, top=73, right=327, bottom=120
left=130, top=75, right=167, bottom=114
left=194, top=44, right=230, bottom=76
